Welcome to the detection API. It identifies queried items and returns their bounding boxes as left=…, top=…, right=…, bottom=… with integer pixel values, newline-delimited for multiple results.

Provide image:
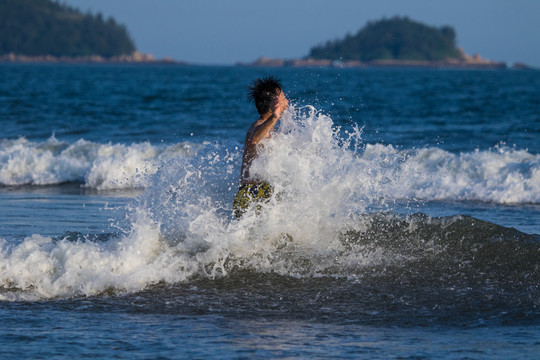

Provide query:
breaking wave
left=0, top=105, right=538, bottom=302
left=1, top=111, right=538, bottom=204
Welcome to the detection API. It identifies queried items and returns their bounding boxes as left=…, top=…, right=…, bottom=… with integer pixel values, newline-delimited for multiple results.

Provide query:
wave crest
left=0, top=136, right=199, bottom=190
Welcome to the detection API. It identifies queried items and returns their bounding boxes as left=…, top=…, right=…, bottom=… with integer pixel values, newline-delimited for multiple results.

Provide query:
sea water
left=0, top=64, right=538, bottom=358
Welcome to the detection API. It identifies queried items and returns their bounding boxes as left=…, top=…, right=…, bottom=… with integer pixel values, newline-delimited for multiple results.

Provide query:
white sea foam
left=1, top=105, right=539, bottom=300
left=367, top=144, right=540, bottom=204
left=253, top=105, right=540, bottom=205
left=0, top=136, right=200, bottom=190
left=0, top=215, right=190, bottom=300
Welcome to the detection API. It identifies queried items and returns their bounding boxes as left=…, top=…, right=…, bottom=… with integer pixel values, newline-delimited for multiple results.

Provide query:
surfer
left=233, top=76, right=289, bottom=218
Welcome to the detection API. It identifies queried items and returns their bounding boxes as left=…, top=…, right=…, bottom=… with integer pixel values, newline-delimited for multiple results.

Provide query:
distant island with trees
left=311, top=16, right=463, bottom=62
left=0, top=0, right=169, bottom=63
left=243, top=17, right=508, bottom=69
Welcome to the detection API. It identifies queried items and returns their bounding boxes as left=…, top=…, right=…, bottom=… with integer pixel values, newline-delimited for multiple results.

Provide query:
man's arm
left=248, top=114, right=280, bottom=145
left=248, top=94, right=286, bottom=145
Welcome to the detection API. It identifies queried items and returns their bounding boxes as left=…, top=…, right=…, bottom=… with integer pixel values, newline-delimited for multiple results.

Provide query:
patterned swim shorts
left=232, top=181, right=273, bottom=218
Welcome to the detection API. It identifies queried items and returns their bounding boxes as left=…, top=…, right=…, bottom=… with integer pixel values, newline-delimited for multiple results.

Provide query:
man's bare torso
left=240, top=90, right=288, bottom=185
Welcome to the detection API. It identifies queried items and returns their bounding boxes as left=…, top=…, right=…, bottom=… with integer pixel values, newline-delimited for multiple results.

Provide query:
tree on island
left=309, top=16, right=462, bottom=62
left=0, top=0, right=135, bottom=57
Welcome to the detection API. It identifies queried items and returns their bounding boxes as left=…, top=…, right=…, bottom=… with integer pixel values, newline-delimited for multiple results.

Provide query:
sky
left=62, top=0, right=540, bottom=67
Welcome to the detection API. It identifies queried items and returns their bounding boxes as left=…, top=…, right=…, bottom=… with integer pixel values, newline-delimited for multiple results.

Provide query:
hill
left=308, top=16, right=462, bottom=62
left=0, top=0, right=135, bottom=58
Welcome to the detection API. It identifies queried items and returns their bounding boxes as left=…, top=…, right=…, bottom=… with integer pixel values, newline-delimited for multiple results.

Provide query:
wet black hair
left=247, top=76, right=283, bottom=115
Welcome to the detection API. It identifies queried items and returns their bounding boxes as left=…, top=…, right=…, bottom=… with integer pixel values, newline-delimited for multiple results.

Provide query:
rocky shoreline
left=238, top=53, right=509, bottom=69
left=1, top=52, right=535, bottom=70
left=0, top=51, right=181, bottom=64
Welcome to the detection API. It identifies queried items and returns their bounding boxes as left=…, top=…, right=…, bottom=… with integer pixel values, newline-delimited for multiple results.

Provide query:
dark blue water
left=0, top=64, right=539, bottom=359
left=2, top=64, right=539, bottom=152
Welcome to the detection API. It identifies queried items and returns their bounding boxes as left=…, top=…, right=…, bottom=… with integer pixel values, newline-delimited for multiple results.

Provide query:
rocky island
left=241, top=17, right=507, bottom=69
left=0, top=0, right=174, bottom=64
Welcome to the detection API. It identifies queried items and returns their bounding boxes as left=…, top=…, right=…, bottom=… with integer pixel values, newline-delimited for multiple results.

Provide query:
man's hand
left=270, top=92, right=288, bottom=117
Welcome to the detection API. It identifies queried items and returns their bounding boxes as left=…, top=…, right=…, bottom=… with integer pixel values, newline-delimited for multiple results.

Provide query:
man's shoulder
left=246, top=118, right=263, bottom=134
left=251, top=117, right=265, bottom=127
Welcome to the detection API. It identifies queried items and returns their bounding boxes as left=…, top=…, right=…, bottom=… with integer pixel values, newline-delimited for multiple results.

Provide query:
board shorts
left=233, top=181, right=273, bottom=218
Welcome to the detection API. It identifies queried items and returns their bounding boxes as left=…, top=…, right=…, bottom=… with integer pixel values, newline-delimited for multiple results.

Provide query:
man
left=233, top=76, right=289, bottom=218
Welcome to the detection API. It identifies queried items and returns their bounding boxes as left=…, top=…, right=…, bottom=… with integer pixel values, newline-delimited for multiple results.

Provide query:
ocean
left=0, top=63, right=538, bottom=359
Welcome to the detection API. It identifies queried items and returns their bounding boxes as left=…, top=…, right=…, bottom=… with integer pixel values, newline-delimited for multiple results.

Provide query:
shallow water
left=2, top=302, right=538, bottom=359
left=0, top=64, right=539, bottom=358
